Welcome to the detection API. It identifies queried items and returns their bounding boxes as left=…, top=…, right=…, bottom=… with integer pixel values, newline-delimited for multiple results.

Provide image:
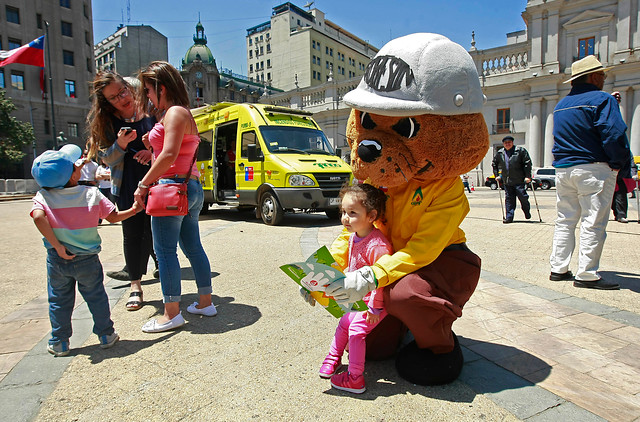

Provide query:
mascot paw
left=395, top=333, right=463, bottom=386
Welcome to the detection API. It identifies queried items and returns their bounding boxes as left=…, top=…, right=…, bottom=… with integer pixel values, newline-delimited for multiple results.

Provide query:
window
left=266, top=59, right=271, bottom=68
left=248, top=38, right=252, bottom=46
left=249, top=50, right=252, bottom=59
left=8, top=38, right=21, bottom=50
left=64, top=79, right=76, bottom=98
left=260, top=46, right=263, bottom=55
left=85, top=30, right=90, bottom=46
left=86, top=58, right=92, bottom=72
left=496, top=108, right=510, bottom=133
left=11, top=72, right=25, bottom=90
left=63, top=50, right=74, bottom=66
left=44, top=119, right=51, bottom=135
left=61, top=21, right=73, bottom=37
left=67, top=122, right=78, bottom=137
left=230, top=91, right=235, bottom=101
left=83, top=2, right=89, bottom=18
left=6, top=6, right=20, bottom=24
left=195, top=87, right=203, bottom=98
left=578, top=37, right=595, bottom=59
left=36, top=13, right=43, bottom=29
left=266, top=44, right=270, bottom=53
left=0, top=69, right=4, bottom=89
left=249, top=64, right=253, bottom=73
left=60, top=0, right=70, bottom=8
left=241, top=131, right=258, bottom=158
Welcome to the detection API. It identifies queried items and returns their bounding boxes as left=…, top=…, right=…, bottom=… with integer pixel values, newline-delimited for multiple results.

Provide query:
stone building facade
left=1, top=0, right=94, bottom=177
left=262, top=0, right=640, bottom=184
left=181, top=21, right=274, bottom=109
left=246, top=2, right=378, bottom=91
left=94, top=25, right=168, bottom=78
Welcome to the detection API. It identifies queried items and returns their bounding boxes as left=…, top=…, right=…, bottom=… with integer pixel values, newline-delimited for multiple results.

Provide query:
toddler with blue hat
left=30, top=144, right=142, bottom=356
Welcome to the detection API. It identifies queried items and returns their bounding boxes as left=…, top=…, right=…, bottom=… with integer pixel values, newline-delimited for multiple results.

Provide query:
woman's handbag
left=145, top=141, right=199, bottom=217
left=146, top=182, right=189, bottom=216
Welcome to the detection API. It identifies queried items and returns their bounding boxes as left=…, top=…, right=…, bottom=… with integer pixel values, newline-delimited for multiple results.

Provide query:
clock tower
left=181, top=20, right=220, bottom=107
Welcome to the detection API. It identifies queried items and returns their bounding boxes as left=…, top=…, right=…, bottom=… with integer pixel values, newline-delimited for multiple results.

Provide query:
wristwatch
left=137, top=181, right=149, bottom=189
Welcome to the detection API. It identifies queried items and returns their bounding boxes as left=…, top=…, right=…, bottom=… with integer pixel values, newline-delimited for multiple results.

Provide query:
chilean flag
left=0, top=36, right=45, bottom=67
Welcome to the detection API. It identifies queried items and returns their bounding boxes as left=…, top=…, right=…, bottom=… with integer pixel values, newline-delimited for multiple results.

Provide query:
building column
left=544, top=96, right=558, bottom=167
left=630, top=86, right=640, bottom=155
left=528, top=98, right=542, bottom=167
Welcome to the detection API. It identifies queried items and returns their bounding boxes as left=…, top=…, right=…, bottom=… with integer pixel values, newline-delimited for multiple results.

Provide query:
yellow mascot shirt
left=330, top=176, right=468, bottom=287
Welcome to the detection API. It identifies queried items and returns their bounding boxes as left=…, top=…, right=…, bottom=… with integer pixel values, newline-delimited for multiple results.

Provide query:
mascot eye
left=392, top=118, right=420, bottom=139
left=360, top=112, right=377, bottom=130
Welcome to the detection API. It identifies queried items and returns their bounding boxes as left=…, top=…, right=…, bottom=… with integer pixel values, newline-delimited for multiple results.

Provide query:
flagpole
left=44, top=21, right=57, bottom=147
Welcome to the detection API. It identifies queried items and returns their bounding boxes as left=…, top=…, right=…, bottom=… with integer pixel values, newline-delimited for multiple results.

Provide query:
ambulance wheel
left=325, top=208, right=340, bottom=219
left=260, top=192, right=284, bottom=226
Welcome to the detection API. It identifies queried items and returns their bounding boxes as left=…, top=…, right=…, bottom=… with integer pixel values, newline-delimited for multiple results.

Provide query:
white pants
left=549, top=163, right=617, bottom=281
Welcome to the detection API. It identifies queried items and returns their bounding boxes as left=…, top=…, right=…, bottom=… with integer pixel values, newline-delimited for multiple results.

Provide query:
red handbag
left=146, top=182, right=189, bottom=216
left=145, top=142, right=199, bottom=217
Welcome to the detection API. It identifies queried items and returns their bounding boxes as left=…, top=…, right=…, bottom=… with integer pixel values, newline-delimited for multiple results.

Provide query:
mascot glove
left=325, top=266, right=376, bottom=304
left=299, top=286, right=316, bottom=307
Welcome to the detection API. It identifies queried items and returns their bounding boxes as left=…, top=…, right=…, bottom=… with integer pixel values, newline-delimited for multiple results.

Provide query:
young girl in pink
left=320, top=183, right=393, bottom=394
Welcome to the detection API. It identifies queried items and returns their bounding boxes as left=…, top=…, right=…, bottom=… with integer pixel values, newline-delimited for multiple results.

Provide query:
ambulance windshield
left=260, top=126, right=335, bottom=155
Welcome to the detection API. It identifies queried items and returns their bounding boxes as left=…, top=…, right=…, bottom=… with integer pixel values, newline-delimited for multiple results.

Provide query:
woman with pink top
left=303, top=183, right=393, bottom=394
left=133, top=61, right=216, bottom=333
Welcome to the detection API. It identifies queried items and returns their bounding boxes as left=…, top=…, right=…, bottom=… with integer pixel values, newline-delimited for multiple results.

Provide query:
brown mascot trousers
left=366, top=244, right=481, bottom=359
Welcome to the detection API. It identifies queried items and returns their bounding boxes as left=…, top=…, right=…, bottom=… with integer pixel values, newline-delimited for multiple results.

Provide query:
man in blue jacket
left=550, top=55, right=631, bottom=290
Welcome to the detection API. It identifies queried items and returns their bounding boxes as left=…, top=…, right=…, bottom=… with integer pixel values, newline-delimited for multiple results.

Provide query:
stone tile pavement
left=2, top=188, right=640, bottom=421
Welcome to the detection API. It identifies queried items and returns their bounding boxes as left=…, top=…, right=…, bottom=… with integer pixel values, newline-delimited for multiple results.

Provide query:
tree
left=0, top=89, right=35, bottom=178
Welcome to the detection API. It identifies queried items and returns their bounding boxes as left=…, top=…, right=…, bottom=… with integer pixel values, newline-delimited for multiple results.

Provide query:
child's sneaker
left=319, top=355, right=342, bottom=378
left=99, top=331, right=120, bottom=349
left=330, top=371, right=366, bottom=394
left=47, top=341, right=70, bottom=357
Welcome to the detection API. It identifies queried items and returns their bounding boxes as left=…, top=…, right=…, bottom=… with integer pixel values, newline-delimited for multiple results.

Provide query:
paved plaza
left=1, top=186, right=639, bottom=421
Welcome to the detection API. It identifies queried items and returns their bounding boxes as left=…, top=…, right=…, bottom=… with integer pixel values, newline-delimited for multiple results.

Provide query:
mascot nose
left=357, top=140, right=382, bottom=163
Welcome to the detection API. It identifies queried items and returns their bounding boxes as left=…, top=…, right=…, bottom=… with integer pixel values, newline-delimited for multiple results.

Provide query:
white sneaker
left=187, top=302, right=217, bottom=317
left=142, top=312, right=186, bottom=333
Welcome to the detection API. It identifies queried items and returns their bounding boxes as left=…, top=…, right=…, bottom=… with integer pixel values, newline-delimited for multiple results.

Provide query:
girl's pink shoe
left=319, top=355, right=341, bottom=378
left=330, top=371, right=366, bottom=394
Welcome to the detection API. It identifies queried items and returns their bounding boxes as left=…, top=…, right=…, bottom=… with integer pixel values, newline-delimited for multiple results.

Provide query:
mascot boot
left=338, top=33, right=489, bottom=385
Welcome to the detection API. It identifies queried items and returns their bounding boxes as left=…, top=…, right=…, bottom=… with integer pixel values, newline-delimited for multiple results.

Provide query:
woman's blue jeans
left=151, top=178, right=212, bottom=303
left=47, top=251, right=114, bottom=345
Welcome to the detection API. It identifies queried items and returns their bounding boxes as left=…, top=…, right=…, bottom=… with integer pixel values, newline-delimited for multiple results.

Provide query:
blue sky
left=93, top=0, right=528, bottom=76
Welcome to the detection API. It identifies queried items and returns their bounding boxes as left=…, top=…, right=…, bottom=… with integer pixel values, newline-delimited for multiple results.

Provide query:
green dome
left=183, top=44, right=216, bottom=65
left=182, top=20, right=216, bottom=66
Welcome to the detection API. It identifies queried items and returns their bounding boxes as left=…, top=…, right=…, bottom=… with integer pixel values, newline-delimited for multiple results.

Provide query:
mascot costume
left=325, top=33, right=489, bottom=385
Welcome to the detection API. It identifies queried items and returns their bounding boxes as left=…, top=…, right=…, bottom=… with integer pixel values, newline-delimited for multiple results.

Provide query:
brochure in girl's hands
left=280, top=246, right=368, bottom=318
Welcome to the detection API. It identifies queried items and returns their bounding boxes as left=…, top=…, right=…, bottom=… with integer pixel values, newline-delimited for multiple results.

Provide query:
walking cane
left=636, top=180, right=639, bottom=224
left=497, top=178, right=505, bottom=221
left=529, top=180, right=543, bottom=222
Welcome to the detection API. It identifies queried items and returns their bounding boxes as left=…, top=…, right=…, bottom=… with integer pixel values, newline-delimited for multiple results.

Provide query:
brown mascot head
left=344, top=33, right=489, bottom=187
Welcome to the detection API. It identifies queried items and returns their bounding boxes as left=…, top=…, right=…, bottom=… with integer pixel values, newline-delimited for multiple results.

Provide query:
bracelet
left=137, top=181, right=149, bottom=189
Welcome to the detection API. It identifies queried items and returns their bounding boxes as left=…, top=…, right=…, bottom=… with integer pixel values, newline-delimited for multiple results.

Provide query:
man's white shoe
left=142, top=312, right=186, bottom=333
left=187, top=302, right=217, bottom=317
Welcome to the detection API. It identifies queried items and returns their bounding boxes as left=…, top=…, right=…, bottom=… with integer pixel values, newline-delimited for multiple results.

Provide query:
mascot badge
left=326, top=33, right=489, bottom=385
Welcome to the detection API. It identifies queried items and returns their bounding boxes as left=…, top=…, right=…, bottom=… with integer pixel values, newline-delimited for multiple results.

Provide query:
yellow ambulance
left=191, top=103, right=353, bottom=225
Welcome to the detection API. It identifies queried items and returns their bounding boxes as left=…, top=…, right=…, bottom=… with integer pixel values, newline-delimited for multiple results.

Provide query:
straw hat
left=564, top=55, right=607, bottom=83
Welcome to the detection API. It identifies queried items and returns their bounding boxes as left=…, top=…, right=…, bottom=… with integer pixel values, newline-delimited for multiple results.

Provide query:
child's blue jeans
left=46, top=250, right=114, bottom=345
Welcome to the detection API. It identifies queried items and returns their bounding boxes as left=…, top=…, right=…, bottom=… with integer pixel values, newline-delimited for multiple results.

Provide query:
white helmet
left=344, top=33, right=486, bottom=116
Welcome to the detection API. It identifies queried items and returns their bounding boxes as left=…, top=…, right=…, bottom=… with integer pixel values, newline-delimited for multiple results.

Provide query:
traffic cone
left=470, top=181, right=475, bottom=191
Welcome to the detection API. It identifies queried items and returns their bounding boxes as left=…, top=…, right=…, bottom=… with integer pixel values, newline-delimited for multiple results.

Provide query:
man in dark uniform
left=492, top=136, right=532, bottom=223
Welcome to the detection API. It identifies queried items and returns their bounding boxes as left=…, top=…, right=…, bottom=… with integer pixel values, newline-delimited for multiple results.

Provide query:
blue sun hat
left=344, top=33, right=486, bottom=116
left=31, top=144, right=83, bottom=188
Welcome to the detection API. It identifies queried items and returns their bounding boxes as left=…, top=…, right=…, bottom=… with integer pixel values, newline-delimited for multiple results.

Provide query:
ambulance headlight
left=289, top=174, right=315, bottom=186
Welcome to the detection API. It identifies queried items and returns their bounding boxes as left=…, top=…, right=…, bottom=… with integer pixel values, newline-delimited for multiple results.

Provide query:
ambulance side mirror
left=247, top=144, right=264, bottom=162
left=335, top=148, right=342, bottom=158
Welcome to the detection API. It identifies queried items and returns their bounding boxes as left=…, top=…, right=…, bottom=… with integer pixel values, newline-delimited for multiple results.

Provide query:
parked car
left=485, top=175, right=541, bottom=190
left=533, top=167, right=556, bottom=190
